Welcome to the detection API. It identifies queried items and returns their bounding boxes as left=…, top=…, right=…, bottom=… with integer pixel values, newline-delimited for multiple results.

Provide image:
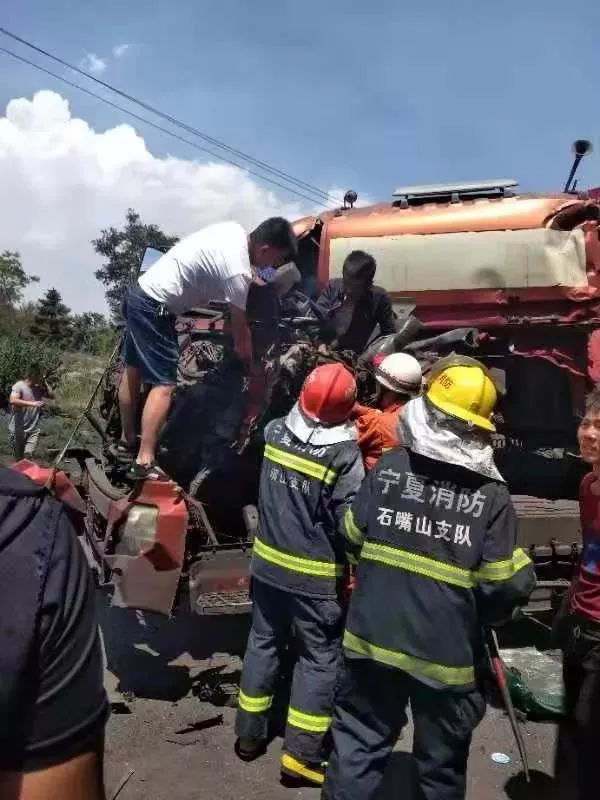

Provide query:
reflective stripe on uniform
left=287, top=706, right=332, bottom=734
left=344, top=508, right=364, bottom=546
left=475, top=548, right=532, bottom=583
left=360, top=541, right=532, bottom=589
left=344, top=630, right=475, bottom=686
left=361, top=541, right=476, bottom=589
left=253, top=536, right=343, bottom=578
left=280, top=753, right=325, bottom=784
left=238, top=689, right=273, bottom=714
left=264, top=444, right=337, bottom=486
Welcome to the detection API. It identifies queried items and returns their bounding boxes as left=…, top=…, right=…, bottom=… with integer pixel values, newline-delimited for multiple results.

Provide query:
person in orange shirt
left=353, top=352, right=423, bottom=470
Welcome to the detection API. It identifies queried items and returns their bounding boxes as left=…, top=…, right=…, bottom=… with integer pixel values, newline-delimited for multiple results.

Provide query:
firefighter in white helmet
left=353, top=352, right=423, bottom=470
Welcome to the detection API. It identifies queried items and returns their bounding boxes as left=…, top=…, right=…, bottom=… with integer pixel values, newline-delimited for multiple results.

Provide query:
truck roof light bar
left=392, top=179, right=518, bottom=207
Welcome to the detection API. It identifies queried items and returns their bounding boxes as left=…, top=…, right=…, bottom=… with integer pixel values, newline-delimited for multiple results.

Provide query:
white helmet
left=375, top=353, right=422, bottom=396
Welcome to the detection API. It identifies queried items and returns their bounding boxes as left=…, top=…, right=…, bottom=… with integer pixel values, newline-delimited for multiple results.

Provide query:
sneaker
left=127, top=461, right=165, bottom=481
left=280, top=753, right=326, bottom=787
left=234, top=737, right=266, bottom=762
left=109, top=442, right=136, bottom=462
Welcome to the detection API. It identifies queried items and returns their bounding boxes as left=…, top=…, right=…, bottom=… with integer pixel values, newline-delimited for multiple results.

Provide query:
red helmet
left=299, top=363, right=357, bottom=425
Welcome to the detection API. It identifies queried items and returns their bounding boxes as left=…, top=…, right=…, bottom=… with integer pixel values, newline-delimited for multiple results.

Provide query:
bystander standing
left=8, top=363, right=53, bottom=461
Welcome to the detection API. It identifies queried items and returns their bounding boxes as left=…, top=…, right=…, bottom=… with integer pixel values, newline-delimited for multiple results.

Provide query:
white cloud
left=80, top=53, right=107, bottom=75
left=0, top=91, right=312, bottom=312
left=112, top=44, right=130, bottom=59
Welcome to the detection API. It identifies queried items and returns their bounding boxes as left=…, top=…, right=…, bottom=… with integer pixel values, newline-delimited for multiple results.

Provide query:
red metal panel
left=104, top=480, right=189, bottom=615
left=11, top=460, right=86, bottom=515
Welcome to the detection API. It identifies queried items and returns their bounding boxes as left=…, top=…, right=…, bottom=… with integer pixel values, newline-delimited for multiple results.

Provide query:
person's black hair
left=27, top=362, right=42, bottom=378
left=342, top=250, right=376, bottom=283
left=250, top=217, right=298, bottom=261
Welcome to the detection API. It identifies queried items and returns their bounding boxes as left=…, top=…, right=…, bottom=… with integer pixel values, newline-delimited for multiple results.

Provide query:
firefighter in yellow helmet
left=322, top=357, right=535, bottom=800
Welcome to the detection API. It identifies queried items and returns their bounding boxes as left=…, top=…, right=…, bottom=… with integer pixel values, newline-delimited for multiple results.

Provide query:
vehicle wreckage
left=16, top=142, right=600, bottom=618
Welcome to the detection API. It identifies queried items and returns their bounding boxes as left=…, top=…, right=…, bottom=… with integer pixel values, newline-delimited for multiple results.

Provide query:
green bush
left=0, top=336, right=64, bottom=405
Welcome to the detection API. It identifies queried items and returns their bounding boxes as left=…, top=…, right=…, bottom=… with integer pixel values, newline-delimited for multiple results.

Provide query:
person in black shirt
left=0, top=466, right=108, bottom=800
left=314, top=251, right=397, bottom=354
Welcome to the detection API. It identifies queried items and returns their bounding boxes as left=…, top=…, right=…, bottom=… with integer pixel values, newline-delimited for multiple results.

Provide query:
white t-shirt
left=138, top=221, right=252, bottom=314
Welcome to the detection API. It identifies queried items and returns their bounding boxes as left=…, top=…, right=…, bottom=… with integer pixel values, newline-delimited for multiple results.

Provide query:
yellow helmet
left=426, top=363, right=498, bottom=432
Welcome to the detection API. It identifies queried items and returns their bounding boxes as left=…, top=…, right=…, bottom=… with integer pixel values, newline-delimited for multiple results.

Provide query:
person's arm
left=9, top=386, right=43, bottom=410
left=224, top=274, right=253, bottom=370
left=0, top=506, right=108, bottom=800
left=331, top=449, right=366, bottom=562
left=340, top=466, right=374, bottom=564
left=230, top=305, right=253, bottom=370
left=313, top=282, right=338, bottom=320
left=376, top=291, right=398, bottom=336
left=475, top=485, right=536, bottom=627
left=313, top=283, right=342, bottom=344
left=351, top=404, right=384, bottom=471
left=42, top=380, right=55, bottom=400
left=2, top=750, right=104, bottom=800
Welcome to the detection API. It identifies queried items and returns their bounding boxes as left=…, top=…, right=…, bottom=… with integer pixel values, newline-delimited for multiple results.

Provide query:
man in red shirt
left=559, top=387, right=600, bottom=797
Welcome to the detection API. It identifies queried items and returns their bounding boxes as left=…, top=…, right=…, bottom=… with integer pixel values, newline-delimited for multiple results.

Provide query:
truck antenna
left=564, top=139, right=593, bottom=193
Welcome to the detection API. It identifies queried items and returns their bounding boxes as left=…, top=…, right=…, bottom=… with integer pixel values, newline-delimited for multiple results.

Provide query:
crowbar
left=485, top=627, right=530, bottom=782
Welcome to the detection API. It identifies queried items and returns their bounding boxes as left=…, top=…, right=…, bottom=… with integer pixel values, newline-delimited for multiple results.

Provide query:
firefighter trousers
left=235, top=578, right=343, bottom=764
left=322, top=656, right=486, bottom=800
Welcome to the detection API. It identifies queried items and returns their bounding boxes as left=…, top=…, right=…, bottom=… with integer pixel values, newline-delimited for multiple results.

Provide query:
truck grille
left=192, top=589, right=251, bottom=616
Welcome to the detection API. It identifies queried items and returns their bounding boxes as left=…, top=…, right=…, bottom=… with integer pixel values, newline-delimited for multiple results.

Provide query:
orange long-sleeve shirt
left=352, top=401, right=405, bottom=471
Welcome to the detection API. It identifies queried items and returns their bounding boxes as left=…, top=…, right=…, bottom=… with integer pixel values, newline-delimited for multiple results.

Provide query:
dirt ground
left=99, top=596, right=571, bottom=800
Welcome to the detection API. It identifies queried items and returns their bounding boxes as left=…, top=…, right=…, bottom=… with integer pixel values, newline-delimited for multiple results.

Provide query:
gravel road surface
left=99, top=597, right=573, bottom=800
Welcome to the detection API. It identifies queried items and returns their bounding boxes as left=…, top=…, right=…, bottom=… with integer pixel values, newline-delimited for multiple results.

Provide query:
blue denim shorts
left=122, top=286, right=178, bottom=386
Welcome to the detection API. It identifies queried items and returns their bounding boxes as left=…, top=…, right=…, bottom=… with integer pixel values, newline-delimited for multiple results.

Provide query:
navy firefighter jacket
left=251, top=410, right=365, bottom=600
left=342, top=447, right=536, bottom=690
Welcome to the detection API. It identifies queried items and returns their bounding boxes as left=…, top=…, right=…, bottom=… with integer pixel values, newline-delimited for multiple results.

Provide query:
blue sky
left=1, top=0, right=600, bottom=311
left=3, top=0, right=600, bottom=201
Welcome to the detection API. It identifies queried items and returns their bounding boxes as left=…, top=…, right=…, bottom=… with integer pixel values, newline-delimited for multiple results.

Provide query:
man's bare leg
left=118, top=366, right=141, bottom=447
left=136, top=384, right=174, bottom=465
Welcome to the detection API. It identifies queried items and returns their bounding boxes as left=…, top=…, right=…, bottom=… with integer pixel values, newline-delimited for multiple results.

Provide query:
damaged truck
left=18, top=143, right=600, bottom=619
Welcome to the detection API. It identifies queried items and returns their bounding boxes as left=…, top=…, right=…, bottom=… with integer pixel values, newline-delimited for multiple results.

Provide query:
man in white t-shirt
left=118, top=217, right=298, bottom=480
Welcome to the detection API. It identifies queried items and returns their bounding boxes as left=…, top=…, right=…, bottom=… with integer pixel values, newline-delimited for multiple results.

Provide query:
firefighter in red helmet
left=235, top=363, right=365, bottom=786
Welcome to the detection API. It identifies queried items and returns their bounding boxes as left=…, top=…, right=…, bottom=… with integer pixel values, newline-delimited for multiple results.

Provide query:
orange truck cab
left=19, top=159, right=600, bottom=619
left=291, top=178, right=600, bottom=611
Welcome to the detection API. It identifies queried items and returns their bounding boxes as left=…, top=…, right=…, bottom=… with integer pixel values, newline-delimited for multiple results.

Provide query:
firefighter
left=235, top=363, right=365, bottom=787
left=353, top=352, right=423, bottom=470
left=322, top=358, right=536, bottom=800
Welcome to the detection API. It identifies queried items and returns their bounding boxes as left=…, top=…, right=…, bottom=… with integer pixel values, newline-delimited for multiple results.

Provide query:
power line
left=0, top=45, right=335, bottom=207
left=0, top=26, right=337, bottom=206
left=0, top=46, right=331, bottom=207
left=0, top=26, right=334, bottom=204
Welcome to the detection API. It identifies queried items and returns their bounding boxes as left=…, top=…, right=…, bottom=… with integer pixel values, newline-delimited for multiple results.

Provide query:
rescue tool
left=485, top=627, right=531, bottom=782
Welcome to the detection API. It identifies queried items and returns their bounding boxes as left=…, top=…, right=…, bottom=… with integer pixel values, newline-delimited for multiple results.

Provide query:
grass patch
left=58, top=353, right=106, bottom=417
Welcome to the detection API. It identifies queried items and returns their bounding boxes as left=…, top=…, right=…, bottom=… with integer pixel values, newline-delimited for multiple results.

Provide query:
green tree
left=0, top=250, right=39, bottom=307
left=30, top=288, right=72, bottom=346
left=70, top=311, right=115, bottom=355
left=93, top=209, right=177, bottom=320
left=0, top=251, right=40, bottom=336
